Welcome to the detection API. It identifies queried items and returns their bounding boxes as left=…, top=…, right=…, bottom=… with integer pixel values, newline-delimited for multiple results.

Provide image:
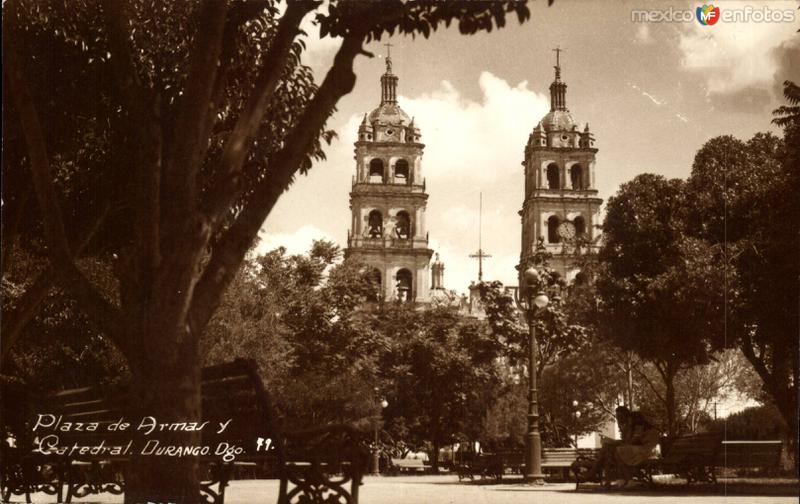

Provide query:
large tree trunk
left=662, top=362, right=678, bottom=438
left=124, top=324, right=203, bottom=503
left=430, top=439, right=441, bottom=473
left=775, top=390, right=798, bottom=474
left=740, top=343, right=798, bottom=473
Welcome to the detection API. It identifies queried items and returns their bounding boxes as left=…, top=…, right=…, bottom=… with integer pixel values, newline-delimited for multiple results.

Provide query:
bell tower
left=346, top=50, right=434, bottom=302
left=519, top=50, right=602, bottom=281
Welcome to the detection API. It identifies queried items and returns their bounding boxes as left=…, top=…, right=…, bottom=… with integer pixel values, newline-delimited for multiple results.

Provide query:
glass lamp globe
left=533, top=292, right=550, bottom=308
left=523, top=267, right=540, bottom=287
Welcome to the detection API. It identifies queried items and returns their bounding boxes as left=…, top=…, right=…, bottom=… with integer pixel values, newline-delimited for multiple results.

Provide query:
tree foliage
left=685, top=90, right=799, bottom=462
left=377, top=305, right=503, bottom=470
left=203, top=241, right=385, bottom=428
left=597, top=82, right=798, bottom=450
left=596, top=173, right=731, bottom=436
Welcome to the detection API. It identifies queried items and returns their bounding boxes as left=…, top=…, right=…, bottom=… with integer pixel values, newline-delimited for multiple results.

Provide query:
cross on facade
left=469, top=193, right=492, bottom=281
left=470, top=248, right=492, bottom=282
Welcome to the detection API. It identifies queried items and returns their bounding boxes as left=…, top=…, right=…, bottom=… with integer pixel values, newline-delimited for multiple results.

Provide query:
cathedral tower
left=519, top=52, right=602, bottom=281
left=346, top=54, right=434, bottom=302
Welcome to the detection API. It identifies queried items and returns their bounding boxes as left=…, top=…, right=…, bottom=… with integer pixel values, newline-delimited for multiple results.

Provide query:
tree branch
left=740, top=332, right=774, bottom=396
left=101, top=0, right=162, bottom=273
left=203, top=0, right=318, bottom=227
left=635, top=363, right=667, bottom=406
left=189, top=34, right=364, bottom=337
left=3, top=10, right=125, bottom=356
left=1, top=201, right=111, bottom=363
left=166, top=0, right=230, bottom=228
left=3, top=13, right=71, bottom=265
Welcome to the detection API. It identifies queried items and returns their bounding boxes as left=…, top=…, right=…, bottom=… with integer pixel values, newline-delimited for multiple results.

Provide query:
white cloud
left=256, top=224, right=335, bottom=257
left=678, top=2, right=799, bottom=95
left=401, top=73, right=549, bottom=182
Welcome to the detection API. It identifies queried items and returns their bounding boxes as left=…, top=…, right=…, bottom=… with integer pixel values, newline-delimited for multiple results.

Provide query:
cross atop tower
left=552, top=46, right=564, bottom=80
left=469, top=193, right=492, bottom=281
left=384, top=42, right=394, bottom=73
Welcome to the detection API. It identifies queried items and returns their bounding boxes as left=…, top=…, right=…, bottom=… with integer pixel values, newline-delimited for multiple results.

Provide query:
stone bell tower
left=345, top=52, right=434, bottom=302
left=519, top=50, right=603, bottom=281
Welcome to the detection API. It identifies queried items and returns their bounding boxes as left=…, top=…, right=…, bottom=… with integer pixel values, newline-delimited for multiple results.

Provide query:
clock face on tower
left=557, top=221, right=576, bottom=240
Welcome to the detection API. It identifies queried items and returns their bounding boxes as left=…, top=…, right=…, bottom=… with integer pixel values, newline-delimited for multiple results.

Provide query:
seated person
left=581, top=406, right=659, bottom=485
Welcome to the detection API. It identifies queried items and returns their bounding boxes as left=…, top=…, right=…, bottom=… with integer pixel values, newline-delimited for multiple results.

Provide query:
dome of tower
left=540, top=109, right=576, bottom=132
left=368, top=102, right=411, bottom=126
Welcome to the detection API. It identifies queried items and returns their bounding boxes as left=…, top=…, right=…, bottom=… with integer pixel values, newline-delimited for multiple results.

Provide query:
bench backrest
left=715, top=440, right=782, bottom=468
left=391, top=458, right=426, bottom=467
left=661, top=432, right=723, bottom=465
left=542, top=447, right=598, bottom=465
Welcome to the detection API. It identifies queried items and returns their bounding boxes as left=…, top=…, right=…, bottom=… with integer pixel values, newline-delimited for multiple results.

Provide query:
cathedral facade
left=519, top=58, right=603, bottom=281
left=345, top=57, right=434, bottom=302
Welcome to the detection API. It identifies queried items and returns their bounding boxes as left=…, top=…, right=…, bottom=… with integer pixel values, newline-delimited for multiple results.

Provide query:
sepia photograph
left=1, top=0, right=799, bottom=503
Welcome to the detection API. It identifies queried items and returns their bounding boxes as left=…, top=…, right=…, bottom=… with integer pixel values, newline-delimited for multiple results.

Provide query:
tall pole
left=372, top=422, right=380, bottom=475
left=525, top=297, right=545, bottom=484
left=469, top=193, right=491, bottom=281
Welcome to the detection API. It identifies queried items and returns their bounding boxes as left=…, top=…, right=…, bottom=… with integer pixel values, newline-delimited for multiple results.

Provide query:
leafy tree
left=478, top=242, right=607, bottom=448
left=204, top=241, right=384, bottom=428
left=686, top=91, right=799, bottom=466
left=479, top=282, right=587, bottom=378
left=378, top=305, right=503, bottom=471
left=772, top=80, right=800, bottom=128
left=597, top=174, right=728, bottom=436
left=2, top=0, right=534, bottom=499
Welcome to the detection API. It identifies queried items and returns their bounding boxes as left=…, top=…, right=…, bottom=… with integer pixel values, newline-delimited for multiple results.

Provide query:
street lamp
left=514, top=267, right=549, bottom=484
left=372, top=396, right=389, bottom=475
left=572, top=400, right=581, bottom=447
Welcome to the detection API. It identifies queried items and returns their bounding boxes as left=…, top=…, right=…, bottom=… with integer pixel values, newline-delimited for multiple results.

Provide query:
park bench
left=716, top=440, right=783, bottom=475
left=388, top=457, right=427, bottom=474
left=456, top=448, right=599, bottom=482
left=543, top=447, right=600, bottom=480
left=455, top=453, right=504, bottom=481
left=573, top=431, right=724, bottom=489
left=658, top=431, right=724, bottom=484
left=1, top=359, right=367, bottom=504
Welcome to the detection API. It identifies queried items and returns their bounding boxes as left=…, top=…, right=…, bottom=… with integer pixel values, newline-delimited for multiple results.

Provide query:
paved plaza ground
left=12, top=475, right=799, bottom=504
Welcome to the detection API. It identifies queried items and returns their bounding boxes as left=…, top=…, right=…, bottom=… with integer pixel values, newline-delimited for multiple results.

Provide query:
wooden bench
left=388, top=458, right=427, bottom=474
left=573, top=431, right=724, bottom=489
left=455, top=448, right=599, bottom=482
left=659, top=431, right=724, bottom=484
left=715, top=440, right=783, bottom=474
left=455, top=453, right=504, bottom=481
left=1, top=359, right=367, bottom=503
left=543, top=447, right=599, bottom=479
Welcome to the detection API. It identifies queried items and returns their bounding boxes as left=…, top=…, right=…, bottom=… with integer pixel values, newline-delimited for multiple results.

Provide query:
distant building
left=519, top=55, right=602, bottom=282
left=345, top=55, right=434, bottom=302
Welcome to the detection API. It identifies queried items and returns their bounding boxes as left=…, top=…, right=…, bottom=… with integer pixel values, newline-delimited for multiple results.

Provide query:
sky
left=257, top=0, right=800, bottom=295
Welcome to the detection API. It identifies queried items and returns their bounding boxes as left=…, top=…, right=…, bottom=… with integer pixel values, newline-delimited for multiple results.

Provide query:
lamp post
left=514, top=267, right=549, bottom=484
left=572, top=400, right=581, bottom=447
left=371, top=397, right=389, bottom=475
